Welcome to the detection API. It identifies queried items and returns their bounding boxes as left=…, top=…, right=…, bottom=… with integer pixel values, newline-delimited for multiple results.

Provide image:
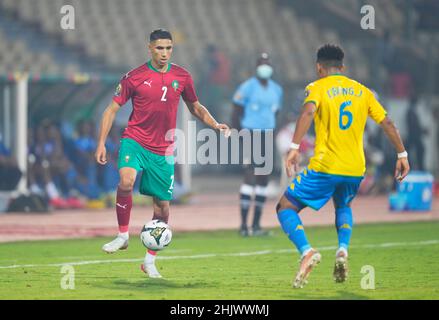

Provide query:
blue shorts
left=284, top=168, right=363, bottom=211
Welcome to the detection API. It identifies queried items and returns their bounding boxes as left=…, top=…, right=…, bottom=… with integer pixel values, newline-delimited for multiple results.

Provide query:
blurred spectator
left=358, top=123, right=385, bottom=195
left=45, top=122, right=78, bottom=197
left=98, top=125, right=120, bottom=194
left=73, top=120, right=101, bottom=199
left=433, top=105, right=439, bottom=179
left=28, top=124, right=66, bottom=208
left=199, top=44, right=231, bottom=119
left=405, top=96, right=427, bottom=171
left=0, top=133, right=22, bottom=191
left=207, top=44, right=231, bottom=86
left=28, top=122, right=81, bottom=209
left=368, top=127, right=396, bottom=193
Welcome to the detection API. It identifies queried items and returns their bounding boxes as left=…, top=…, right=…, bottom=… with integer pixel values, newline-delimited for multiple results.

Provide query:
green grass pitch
left=0, top=221, right=438, bottom=300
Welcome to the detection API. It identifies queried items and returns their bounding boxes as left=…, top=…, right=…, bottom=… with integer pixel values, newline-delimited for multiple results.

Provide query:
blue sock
left=335, top=207, right=353, bottom=250
left=277, top=208, right=311, bottom=255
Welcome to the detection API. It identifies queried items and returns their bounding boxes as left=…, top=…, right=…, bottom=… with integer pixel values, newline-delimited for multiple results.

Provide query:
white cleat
left=102, top=236, right=129, bottom=253
left=293, top=249, right=321, bottom=289
left=333, top=248, right=349, bottom=283
left=141, top=263, right=162, bottom=278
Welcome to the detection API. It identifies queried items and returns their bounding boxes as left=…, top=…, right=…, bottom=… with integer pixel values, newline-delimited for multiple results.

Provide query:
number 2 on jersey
left=339, top=100, right=353, bottom=130
left=161, top=86, right=168, bottom=102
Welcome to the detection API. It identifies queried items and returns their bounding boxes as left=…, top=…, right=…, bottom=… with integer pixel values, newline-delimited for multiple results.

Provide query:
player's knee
left=276, top=202, right=282, bottom=213
left=276, top=197, right=301, bottom=214
left=119, top=176, right=135, bottom=191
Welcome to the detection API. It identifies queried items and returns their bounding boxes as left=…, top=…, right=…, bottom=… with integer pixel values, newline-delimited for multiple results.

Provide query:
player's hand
left=216, top=123, right=232, bottom=138
left=394, top=157, right=410, bottom=182
left=285, top=149, right=300, bottom=177
left=95, top=144, right=107, bottom=165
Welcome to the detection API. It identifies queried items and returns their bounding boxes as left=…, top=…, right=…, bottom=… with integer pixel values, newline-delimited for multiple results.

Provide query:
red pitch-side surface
left=0, top=195, right=437, bottom=243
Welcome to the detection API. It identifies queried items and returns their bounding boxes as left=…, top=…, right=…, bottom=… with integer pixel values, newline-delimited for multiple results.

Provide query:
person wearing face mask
left=231, top=53, right=283, bottom=237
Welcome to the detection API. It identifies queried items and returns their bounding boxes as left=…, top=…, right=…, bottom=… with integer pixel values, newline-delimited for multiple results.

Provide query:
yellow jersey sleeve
left=303, top=82, right=321, bottom=108
left=367, top=88, right=387, bottom=123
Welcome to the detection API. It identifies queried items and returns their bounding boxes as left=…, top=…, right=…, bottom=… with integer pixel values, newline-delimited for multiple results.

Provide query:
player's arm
left=95, top=100, right=121, bottom=165
left=284, top=102, right=316, bottom=177
left=379, top=116, right=410, bottom=182
left=185, top=100, right=231, bottom=137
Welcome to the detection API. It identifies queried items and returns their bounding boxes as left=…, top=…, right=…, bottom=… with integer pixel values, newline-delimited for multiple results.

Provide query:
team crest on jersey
left=171, top=80, right=179, bottom=91
left=114, top=84, right=122, bottom=96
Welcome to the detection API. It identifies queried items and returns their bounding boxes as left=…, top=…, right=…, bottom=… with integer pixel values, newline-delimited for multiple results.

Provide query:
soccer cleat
left=333, top=249, right=349, bottom=283
left=239, top=226, right=249, bottom=237
left=250, top=227, right=272, bottom=237
left=102, top=236, right=129, bottom=253
left=293, top=249, right=321, bottom=289
left=141, top=263, right=162, bottom=278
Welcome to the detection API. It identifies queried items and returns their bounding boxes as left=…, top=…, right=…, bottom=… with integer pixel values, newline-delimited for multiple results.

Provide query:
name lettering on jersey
left=144, top=80, right=152, bottom=88
left=326, top=87, right=362, bottom=99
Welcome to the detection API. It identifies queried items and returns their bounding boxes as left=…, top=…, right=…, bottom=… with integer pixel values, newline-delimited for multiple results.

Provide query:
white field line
left=0, top=239, right=438, bottom=270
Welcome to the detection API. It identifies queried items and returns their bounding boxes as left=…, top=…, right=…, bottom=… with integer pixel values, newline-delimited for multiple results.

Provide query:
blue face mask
left=256, top=64, right=273, bottom=79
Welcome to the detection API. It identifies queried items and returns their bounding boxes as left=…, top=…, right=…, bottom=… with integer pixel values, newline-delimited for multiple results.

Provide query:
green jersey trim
left=147, top=60, right=172, bottom=73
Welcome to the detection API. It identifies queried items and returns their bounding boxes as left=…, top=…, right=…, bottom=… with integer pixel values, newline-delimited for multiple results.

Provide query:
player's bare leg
left=141, top=197, right=170, bottom=278
left=102, top=168, right=136, bottom=253
left=333, top=247, right=348, bottom=283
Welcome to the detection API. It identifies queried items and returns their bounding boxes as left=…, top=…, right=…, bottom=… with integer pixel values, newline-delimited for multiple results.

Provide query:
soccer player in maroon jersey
left=95, top=29, right=230, bottom=278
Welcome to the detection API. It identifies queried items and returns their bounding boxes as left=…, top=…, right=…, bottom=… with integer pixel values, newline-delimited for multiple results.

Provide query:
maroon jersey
left=113, top=61, right=198, bottom=155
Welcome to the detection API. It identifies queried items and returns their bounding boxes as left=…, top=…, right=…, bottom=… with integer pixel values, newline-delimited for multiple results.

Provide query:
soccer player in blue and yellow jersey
left=276, top=44, right=410, bottom=288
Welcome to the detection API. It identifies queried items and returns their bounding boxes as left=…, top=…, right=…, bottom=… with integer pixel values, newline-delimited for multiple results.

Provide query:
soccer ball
left=140, top=219, right=172, bottom=251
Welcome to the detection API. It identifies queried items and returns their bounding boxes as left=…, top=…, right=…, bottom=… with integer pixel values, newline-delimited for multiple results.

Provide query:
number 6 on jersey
left=339, top=100, right=353, bottom=130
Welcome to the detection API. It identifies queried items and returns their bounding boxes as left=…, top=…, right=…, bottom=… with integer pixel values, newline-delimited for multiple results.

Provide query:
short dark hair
left=149, top=29, right=173, bottom=42
left=317, top=44, right=344, bottom=68
left=257, top=52, right=271, bottom=66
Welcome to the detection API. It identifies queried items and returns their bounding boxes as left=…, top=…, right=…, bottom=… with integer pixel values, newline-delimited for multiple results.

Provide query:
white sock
left=336, top=247, right=348, bottom=257
left=118, top=232, right=129, bottom=240
left=46, top=182, right=60, bottom=199
left=145, top=252, right=157, bottom=264
left=302, top=248, right=313, bottom=257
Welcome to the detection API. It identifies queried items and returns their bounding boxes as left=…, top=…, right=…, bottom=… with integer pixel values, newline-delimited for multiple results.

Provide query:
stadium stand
left=0, top=0, right=438, bottom=205
left=0, top=0, right=374, bottom=84
left=0, top=28, right=62, bottom=75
